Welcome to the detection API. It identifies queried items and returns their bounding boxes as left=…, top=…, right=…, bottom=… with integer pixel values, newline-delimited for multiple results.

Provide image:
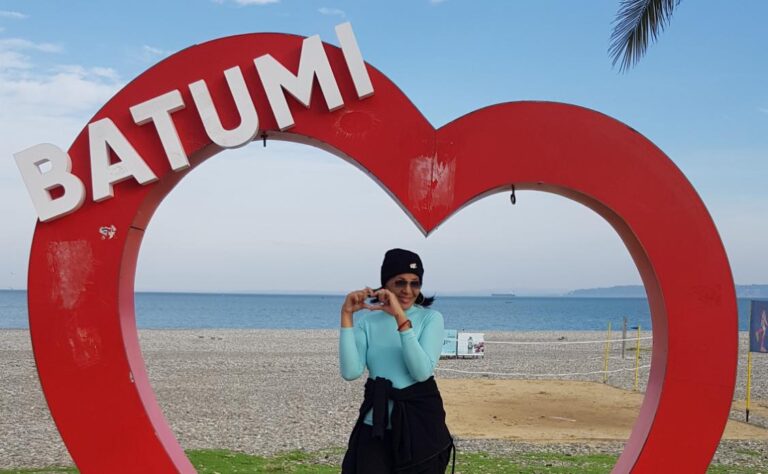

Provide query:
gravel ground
left=1, top=329, right=766, bottom=470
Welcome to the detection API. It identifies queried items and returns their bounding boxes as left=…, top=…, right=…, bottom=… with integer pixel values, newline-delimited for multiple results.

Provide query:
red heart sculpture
left=28, top=33, right=737, bottom=472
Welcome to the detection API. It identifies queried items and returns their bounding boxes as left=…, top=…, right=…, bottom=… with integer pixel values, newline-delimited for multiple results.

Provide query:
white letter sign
left=335, top=22, right=374, bottom=99
left=189, top=66, right=260, bottom=148
left=14, top=144, right=86, bottom=222
left=89, top=118, right=158, bottom=202
left=14, top=22, right=374, bottom=222
left=255, top=34, right=344, bottom=130
left=130, top=90, right=189, bottom=171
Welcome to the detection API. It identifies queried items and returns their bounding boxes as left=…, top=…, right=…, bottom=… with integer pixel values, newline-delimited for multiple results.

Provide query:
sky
left=0, top=1, right=766, bottom=295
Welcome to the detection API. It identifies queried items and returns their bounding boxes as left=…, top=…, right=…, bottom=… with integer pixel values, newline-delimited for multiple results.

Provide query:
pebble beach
left=1, top=329, right=766, bottom=470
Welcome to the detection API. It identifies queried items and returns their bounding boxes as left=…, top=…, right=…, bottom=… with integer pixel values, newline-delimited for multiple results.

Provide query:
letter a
left=89, top=118, right=158, bottom=202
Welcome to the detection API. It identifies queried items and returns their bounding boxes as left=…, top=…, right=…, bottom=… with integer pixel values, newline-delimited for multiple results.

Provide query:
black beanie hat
left=380, top=248, right=424, bottom=287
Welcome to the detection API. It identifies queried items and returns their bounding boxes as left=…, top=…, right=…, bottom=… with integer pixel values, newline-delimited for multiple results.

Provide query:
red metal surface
left=28, top=33, right=737, bottom=472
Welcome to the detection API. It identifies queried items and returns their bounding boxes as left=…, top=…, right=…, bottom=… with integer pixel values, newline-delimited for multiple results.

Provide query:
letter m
left=254, top=35, right=344, bottom=131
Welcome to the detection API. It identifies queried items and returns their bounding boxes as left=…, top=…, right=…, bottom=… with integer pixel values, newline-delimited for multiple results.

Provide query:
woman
left=339, top=248, right=454, bottom=473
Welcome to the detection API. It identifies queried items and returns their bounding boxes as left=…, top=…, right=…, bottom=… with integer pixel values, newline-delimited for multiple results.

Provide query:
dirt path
left=438, top=379, right=768, bottom=442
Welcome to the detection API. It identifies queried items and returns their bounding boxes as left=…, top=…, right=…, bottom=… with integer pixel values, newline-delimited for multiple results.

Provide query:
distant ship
left=491, top=293, right=516, bottom=297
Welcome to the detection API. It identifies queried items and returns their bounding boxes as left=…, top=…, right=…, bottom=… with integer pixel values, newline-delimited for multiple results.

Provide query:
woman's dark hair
left=416, top=293, right=436, bottom=307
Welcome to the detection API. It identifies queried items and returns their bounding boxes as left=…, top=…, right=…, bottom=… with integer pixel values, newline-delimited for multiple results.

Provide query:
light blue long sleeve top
left=339, top=305, right=445, bottom=426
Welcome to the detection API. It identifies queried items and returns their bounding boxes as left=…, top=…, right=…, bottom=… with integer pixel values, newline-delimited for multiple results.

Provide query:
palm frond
left=609, top=0, right=681, bottom=72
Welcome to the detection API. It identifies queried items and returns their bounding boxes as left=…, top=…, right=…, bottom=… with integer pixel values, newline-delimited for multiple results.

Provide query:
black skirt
left=341, top=377, right=455, bottom=473
left=342, top=423, right=453, bottom=474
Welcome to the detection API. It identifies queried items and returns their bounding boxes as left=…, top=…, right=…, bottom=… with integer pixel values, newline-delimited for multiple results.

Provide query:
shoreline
left=1, top=329, right=765, bottom=469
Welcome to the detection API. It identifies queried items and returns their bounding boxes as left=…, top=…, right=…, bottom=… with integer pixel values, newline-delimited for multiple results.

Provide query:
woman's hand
left=342, top=287, right=376, bottom=314
left=371, top=288, right=406, bottom=320
left=340, top=287, right=408, bottom=329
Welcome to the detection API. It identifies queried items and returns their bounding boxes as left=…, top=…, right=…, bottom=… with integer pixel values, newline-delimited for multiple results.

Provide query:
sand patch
left=732, top=399, right=768, bottom=421
left=438, top=379, right=768, bottom=442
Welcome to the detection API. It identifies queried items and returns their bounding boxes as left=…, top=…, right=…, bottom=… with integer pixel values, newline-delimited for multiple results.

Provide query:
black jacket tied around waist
left=349, top=376, right=454, bottom=473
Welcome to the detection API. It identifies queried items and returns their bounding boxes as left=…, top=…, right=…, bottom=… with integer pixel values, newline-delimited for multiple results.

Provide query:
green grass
left=707, top=466, right=763, bottom=474
left=0, top=449, right=763, bottom=473
left=187, top=449, right=340, bottom=473
left=448, top=452, right=618, bottom=473
left=0, top=469, right=78, bottom=474
left=733, top=447, right=762, bottom=457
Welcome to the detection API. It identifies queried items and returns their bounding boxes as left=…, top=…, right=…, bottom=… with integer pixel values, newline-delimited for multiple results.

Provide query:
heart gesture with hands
left=341, top=287, right=375, bottom=315
left=367, top=288, right=406, bottom=319
left=340, top=287, right=408, bottom=329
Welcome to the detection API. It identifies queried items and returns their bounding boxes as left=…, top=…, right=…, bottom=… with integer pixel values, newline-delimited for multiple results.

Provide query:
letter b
left=14, top=143, right=86, bottom=222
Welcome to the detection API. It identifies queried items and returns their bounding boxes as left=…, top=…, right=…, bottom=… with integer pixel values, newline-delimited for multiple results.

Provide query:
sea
left=0, top=290, right=757, bottom=331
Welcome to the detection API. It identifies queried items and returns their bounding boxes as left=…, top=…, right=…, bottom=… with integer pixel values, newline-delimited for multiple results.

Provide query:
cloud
left=759, top=107, right=768, bottom=115
left=0, top=67, right=123, bottom=116
left=0, top=40, right=125, bottom=291
left=125, top=45, right=176, bottom=65
left=0, top=50, right=31, bottom=69
left=143, top=45, right=166, bottom=56
left=319, top=7, right=346, bottom=17
left=0, top=38, right=63, bottom=53
left=140, top=44, right=174, bottom=62
left=212, top=0, right=279, bottom=5
left=0, top=38, right=123, bottom=117
left=0, top=10, right=28, bottom=19
left=429, top=0, right=447, bottom=4
left=0, top=37, right=64, bottom=71
left=55, top=64, right=120, bottom=81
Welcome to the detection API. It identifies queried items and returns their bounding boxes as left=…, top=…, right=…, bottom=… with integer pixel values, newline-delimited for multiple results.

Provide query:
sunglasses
left=392, top=279, right=421, bottom=290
